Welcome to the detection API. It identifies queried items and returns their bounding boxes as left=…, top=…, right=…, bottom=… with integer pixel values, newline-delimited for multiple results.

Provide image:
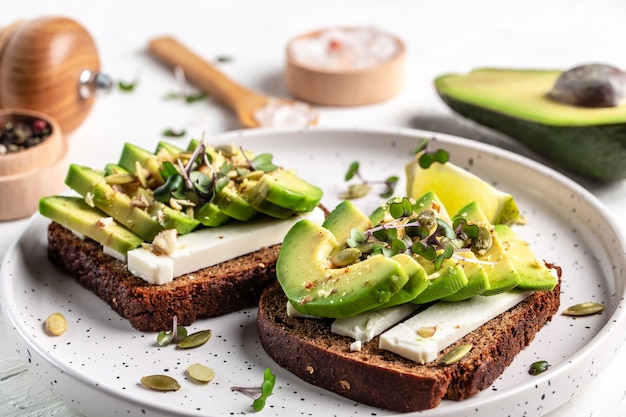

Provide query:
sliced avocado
left=494, top=224, right=557, bottom=291
left=276, top=220, right=408, bottom=318
left=212, top=181, right=258, bottom=221
left=118, top=142, right=164, bottom=186
left=39, top=196, right=143, bottom=255
left=194, top=201, right=231, bottom=227
left=65, top=164, right=164, bottom=242
left=376, top=253, right=429, bottom=308
left=247, top=168, right=323, bottom=215
left=155, top=141, right=242, bottom=224
left=453, top=201, right=520, bottom=296
left=441, top=250, right=490, bottom=302
left=66, top=164, right=199, bottom=237
left=323, top=199, right=372, bottom=244
left=411, top=258, right=468, bottom=304
left=409, top=191, right=469, bottom=303
left=434, top=67, right=626, bottom=181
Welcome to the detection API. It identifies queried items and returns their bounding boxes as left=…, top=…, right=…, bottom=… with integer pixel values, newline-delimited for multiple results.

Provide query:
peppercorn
left=0, top=119, right=51, bottom=155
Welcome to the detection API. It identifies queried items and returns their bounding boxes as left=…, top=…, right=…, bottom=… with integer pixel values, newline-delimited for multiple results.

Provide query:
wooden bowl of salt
left=0, top=109, right=68, bottom=220
left=285, top=27, right=406, bottom=106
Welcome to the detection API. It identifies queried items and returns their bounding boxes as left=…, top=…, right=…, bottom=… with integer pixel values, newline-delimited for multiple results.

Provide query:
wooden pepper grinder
left=0, top=16, right=111, bottom=133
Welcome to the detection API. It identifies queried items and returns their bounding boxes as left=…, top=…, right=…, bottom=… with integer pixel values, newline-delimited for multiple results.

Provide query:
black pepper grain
left=0, top=119, right=51, bottom=154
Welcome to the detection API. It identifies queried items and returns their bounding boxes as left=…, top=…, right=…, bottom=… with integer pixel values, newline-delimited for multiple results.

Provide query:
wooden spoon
left=147, top=36, right=318, bottom=128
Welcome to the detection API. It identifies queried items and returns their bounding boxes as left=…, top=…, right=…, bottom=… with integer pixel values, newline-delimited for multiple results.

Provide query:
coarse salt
left=253, top=97, right=318, bottom=128
left=289, top=27, right=400, bottom=71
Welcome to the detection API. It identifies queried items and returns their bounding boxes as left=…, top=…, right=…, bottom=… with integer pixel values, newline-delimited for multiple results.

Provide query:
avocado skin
left=437, top=91, right=626, bottom=182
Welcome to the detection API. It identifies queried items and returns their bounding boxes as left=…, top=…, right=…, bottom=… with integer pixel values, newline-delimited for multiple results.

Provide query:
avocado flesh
left=65, top=164, right=165, bottom=242
left=159, top=141, right=257, bottom=222
left=247, top=168, right=324, bottom=216
left=409, top=192, right=469, bottom=303
left=118, top=142, right=164, bottom=186
left=323, top=200, right=372, bottom=243
left=277, top=219, right=409, bottom=318
left=435, top=68, right=626, bottom=181
left=39, top=196, right=143, bottom=255
left=452, top=201, right=520, bottom=296
left=494, top=224, right=557, bottom=291
left=376, top=254, right=429, bottom=309
left=440, top=251, right=490, bottom=302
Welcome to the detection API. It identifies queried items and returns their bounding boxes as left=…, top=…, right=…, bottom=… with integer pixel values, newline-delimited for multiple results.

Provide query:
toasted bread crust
left=257, top=269, right=561, bottom=412
left=47, top=221, right=280, bottom=332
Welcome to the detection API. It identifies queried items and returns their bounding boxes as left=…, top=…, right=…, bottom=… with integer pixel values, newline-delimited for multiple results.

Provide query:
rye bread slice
left=257, top=268, right=561, bottom=413
left=47, top=221, right=280, bottom=332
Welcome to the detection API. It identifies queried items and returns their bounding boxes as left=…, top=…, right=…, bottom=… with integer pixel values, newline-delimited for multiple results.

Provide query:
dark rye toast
left=47, top=221, right=280, bottom=332
left=257, top=266, right=562, bottom=413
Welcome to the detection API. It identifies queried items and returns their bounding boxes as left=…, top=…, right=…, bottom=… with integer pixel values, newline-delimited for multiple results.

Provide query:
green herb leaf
left=252, top=368, right=276, bottom=411
left=154, top=174, right=185, bottom=203
left=162, top=128, right=187, bottom=138
left=185, top=92, right=208, bottom=103
left=389, top=198, right=413, bottom=219
left=250, top=153, right=278, bottom=172
left=118, top=80, right=137, bottom=92
left=411, top=139, right=429, bottom=155
left=345, top=161, right=360, bottom=181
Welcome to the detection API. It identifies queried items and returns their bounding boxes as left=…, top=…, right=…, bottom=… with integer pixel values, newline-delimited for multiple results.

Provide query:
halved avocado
left=435, top=68, right=626, bottom=182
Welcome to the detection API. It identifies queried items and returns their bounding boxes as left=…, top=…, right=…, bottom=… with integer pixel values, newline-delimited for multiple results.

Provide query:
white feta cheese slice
left=379, top=291, right=532, bottom=364
left=127, top=207, right=325, bottom=285
left=331, top=303, right=420, bottom=343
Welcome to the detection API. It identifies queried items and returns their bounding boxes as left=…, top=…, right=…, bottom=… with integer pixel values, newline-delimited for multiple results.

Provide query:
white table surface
left=2, top=0, right=626, bottom=416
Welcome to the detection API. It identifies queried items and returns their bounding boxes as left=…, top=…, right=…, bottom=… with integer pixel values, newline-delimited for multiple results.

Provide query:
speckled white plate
left=2, top=127, right=626, bottom=417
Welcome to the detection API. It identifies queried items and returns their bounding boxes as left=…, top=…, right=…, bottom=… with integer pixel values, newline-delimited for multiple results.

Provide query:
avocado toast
left=257, top=154, right=560, bottom=412
left=39, top=139, right=324, bottom=331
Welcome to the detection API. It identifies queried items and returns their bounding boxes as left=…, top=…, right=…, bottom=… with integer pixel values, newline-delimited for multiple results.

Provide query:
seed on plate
left=187, top=363, right=215, bottom=383
left=562, top=302, right=605, bottom=316
left=177, top=329, right=212, bottom=349
left=439, top=343, right=473, bottom=365
left=44, top=312, right=67, bottom=336
left=140, top=374, right=181, bottom=391
left=528, top=360, right=550, bottom=375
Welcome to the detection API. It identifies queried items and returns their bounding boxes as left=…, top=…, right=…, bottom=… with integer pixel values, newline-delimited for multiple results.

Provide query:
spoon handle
left=147, top=36, right=263, bottom=113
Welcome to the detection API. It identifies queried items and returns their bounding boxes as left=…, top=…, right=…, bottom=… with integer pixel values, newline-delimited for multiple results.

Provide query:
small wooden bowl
left=0, top=109, right=68, bottom=220
left=285, top=27, right=406, bottom=106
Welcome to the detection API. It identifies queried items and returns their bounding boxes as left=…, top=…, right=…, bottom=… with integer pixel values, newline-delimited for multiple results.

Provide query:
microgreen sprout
left=411, top=138, right=450, bottom=168
left=231, top=368, right=276, bottom=412
left=152, top=141, right=279, bottom=215
left=156, top=316, right=212, bottom=349
left=156, top=316, right=188, bottom=346
left=346, top=197, right=494, bottom=270
left=341, top=161, right=399, bottom=200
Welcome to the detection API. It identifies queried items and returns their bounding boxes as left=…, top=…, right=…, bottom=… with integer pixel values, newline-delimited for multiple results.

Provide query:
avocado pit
left=548, top=63, right=626, bottom=108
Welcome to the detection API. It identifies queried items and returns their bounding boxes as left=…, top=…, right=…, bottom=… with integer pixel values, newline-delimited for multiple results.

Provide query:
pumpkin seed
left=104, top=173, right=136, bottom=185
left=187, top=363, right=216, bottom=383
left=439, top=343, right=473, bottom=365
left=141, top=374, right=181, bottom=391
left=45, top=312, right=67, bottom=336
left=417, top=326, right=437, bottom=338
left=562, top=302, right=605, bottom=317
left=528, top=360, right=550, bottom=375
left=331, top=248, right=362, bottom=267
left=340, top=183, right=372, bottom=200
left=177, top=329, right=212, bottom=349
